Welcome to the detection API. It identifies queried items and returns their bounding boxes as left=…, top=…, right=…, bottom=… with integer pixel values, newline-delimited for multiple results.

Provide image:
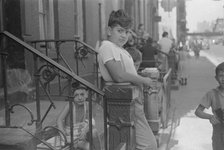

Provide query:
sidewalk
left=159, top=53, right=217, bottom=150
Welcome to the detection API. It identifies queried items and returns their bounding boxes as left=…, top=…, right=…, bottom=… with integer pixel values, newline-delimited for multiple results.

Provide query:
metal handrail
left=0, top=31, right=104, bottom=96
left=28, top=36, right=100, bottom=92
left=0, top=31, right=105, bottom=150
left=29, top=38, right=98, bottom=54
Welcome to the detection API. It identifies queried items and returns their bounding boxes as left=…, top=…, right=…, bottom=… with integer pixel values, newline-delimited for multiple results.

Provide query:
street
left=159, top=44, right=224, bottom=150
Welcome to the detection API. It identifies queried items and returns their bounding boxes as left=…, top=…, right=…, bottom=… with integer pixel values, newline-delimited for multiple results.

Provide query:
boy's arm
left=195, top=104, right=220, bottom=125
left=57, top=104, right=69, bottom=135
left=195, top=104, right=211, bottom=119
left=105, top=59, right=155, bottom=87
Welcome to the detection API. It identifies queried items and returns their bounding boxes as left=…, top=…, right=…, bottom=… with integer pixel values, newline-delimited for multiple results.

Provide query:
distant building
left=213, top=18, right=224, bottom=33
left=197, top=21, right=212, bottom=32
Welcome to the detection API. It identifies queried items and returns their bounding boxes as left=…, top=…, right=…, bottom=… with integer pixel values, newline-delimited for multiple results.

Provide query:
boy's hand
left=209, top=115, right=220, bottom=125
left=144, top=77, right=157, bottom=88
left=150, top=79, right=157, bottom=89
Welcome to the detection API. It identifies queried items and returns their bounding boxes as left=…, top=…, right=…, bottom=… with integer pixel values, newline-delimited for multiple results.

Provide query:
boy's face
left=127, top=34, right=135, bottom=46
left=73, top=89, right=88, bottom=105
left=134, top=60, right=141, bottom=71
left=108, top=25, right=129, bottom=47
left=216, top=70, right=224, bottom=89
left=139, top=25, right=144, bottom=31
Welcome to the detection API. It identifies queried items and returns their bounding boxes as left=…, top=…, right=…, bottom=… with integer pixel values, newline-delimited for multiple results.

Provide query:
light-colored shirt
left=158, top=37, right=173, bottom=54
left=98, top=40, right=137, bottom=81
left=200, top=87, right=224, bottom=114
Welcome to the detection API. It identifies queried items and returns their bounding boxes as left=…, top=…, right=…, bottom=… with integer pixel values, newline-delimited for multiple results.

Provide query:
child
left=125, top=46, right=142, bottom=71
left=195, top=62, right=224, bottom=150
left=57, top=84, right=101, bottom=150
left=124, top=30, right=142, bottom=71
left=98, top=9, right=157, bottom=150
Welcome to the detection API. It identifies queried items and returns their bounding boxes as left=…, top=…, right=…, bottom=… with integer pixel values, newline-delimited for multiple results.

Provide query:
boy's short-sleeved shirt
left=98, top=40, right=137, bottom=81
left=200, top=87, right=224, bottom=114
left=158, top=37, right=173, bottom=54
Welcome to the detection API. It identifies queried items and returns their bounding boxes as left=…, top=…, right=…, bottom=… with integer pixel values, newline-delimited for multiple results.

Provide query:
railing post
left=168, top=50, right=179, bottom=89
left=88, top=90, right=93, bottom=149
left=1, top=52, right=10, bottom=126
left=74, top=41, right=79, bottom=75
left=55, top=41, right=62, bottom=95
left=141, top=68, right=160, bottom=139
left=33, top=55, right=42, bottom=144
left=103, top=95, right=108, bottom=150
left=104, top=83, right=138, bottom=150
left=68, top=77, right=75, bottom=150
left=144, top=89, right=160, bottom=133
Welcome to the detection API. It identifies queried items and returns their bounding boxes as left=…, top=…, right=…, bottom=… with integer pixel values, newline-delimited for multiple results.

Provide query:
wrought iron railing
left=27, top=38, right=100, bottom=96
left=0, top=31, right=105, bottom=150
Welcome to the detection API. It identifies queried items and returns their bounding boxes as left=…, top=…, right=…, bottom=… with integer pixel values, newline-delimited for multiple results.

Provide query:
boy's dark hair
left=126, top=47, right=142, bottom=63
left=162, top=31, right=168, bottom=37
left=72, top=82, right=87, bottom=92
left=138, top=24, right=144, bottom=30
left=108, top=9, right=132, bottom=29
left=146, top=37, right=153, bottom=44
left=215, top=62, right=224, bottom=75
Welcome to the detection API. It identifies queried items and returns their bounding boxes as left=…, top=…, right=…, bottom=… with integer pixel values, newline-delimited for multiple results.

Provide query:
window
left=38, top=0, right=55, bottom=52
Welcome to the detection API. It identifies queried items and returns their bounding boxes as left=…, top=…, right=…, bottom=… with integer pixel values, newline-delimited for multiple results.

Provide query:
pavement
left=159, top=51, right=218, bottom=150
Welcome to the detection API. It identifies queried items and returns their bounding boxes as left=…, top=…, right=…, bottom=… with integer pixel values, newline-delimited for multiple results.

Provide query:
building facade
left=0, top=0, right=160, bottom=87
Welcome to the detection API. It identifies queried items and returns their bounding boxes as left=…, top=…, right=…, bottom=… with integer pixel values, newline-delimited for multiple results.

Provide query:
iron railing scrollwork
left=0, top=31, right=105, bottom=150
left=28, top=38, right=100, bottom=93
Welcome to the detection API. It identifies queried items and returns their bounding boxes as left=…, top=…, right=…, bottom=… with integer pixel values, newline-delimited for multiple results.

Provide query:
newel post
left=104, top=83, right=140, bottom=150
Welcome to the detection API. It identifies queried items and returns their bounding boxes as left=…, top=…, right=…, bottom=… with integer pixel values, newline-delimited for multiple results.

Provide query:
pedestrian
left=124, top=30, right=142, bottom=71
left=136, top=24, right=148, bottom=50
left=193, top=40, right=200, bottom=59
left=98, top=9, right=157, bottom=150
left=57, top=83, right=101, bottom=150
left=136, top=24, right=145, bottom=38
left=158, top=31, right=173, bottom=72
left=139, top=37, right=158, bottom=69
left=195, top=62, right=224, bottom=150
left=158, top=31, right=173, bottom=55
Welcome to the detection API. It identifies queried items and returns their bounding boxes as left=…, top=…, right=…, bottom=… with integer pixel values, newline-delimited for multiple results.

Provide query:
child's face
left=134, top=61, right=141, bottom=71
left=216, top=70, right=224, bottom=89
left=127, top=34, right=135, bottom=46
left=139, top=25, right=144, bottom=31
left=108, top=25, right=129, bottom=47
left=73, top=89, right=88, bottom=105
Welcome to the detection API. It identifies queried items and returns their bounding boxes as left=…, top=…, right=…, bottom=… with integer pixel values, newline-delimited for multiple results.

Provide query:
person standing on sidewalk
left=195, top=62, right=224, bottom=150
left=158, top=31, right=173, bottom=72
left=158, top=32, right=173, bottom=55
left=123, top=30, right=142, bottom=71
left=139, top=37, right=158, bottom=68
left=98, top=9, right=157, bottom=150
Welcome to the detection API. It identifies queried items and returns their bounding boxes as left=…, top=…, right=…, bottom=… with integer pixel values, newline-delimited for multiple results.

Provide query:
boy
left=98, top=9, right=157, bottom=150
left=195, top=62, right=224, bottom=150
left=124, top=30, right=142, bottom=71
left=57, top=84, right=101, bottom=150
